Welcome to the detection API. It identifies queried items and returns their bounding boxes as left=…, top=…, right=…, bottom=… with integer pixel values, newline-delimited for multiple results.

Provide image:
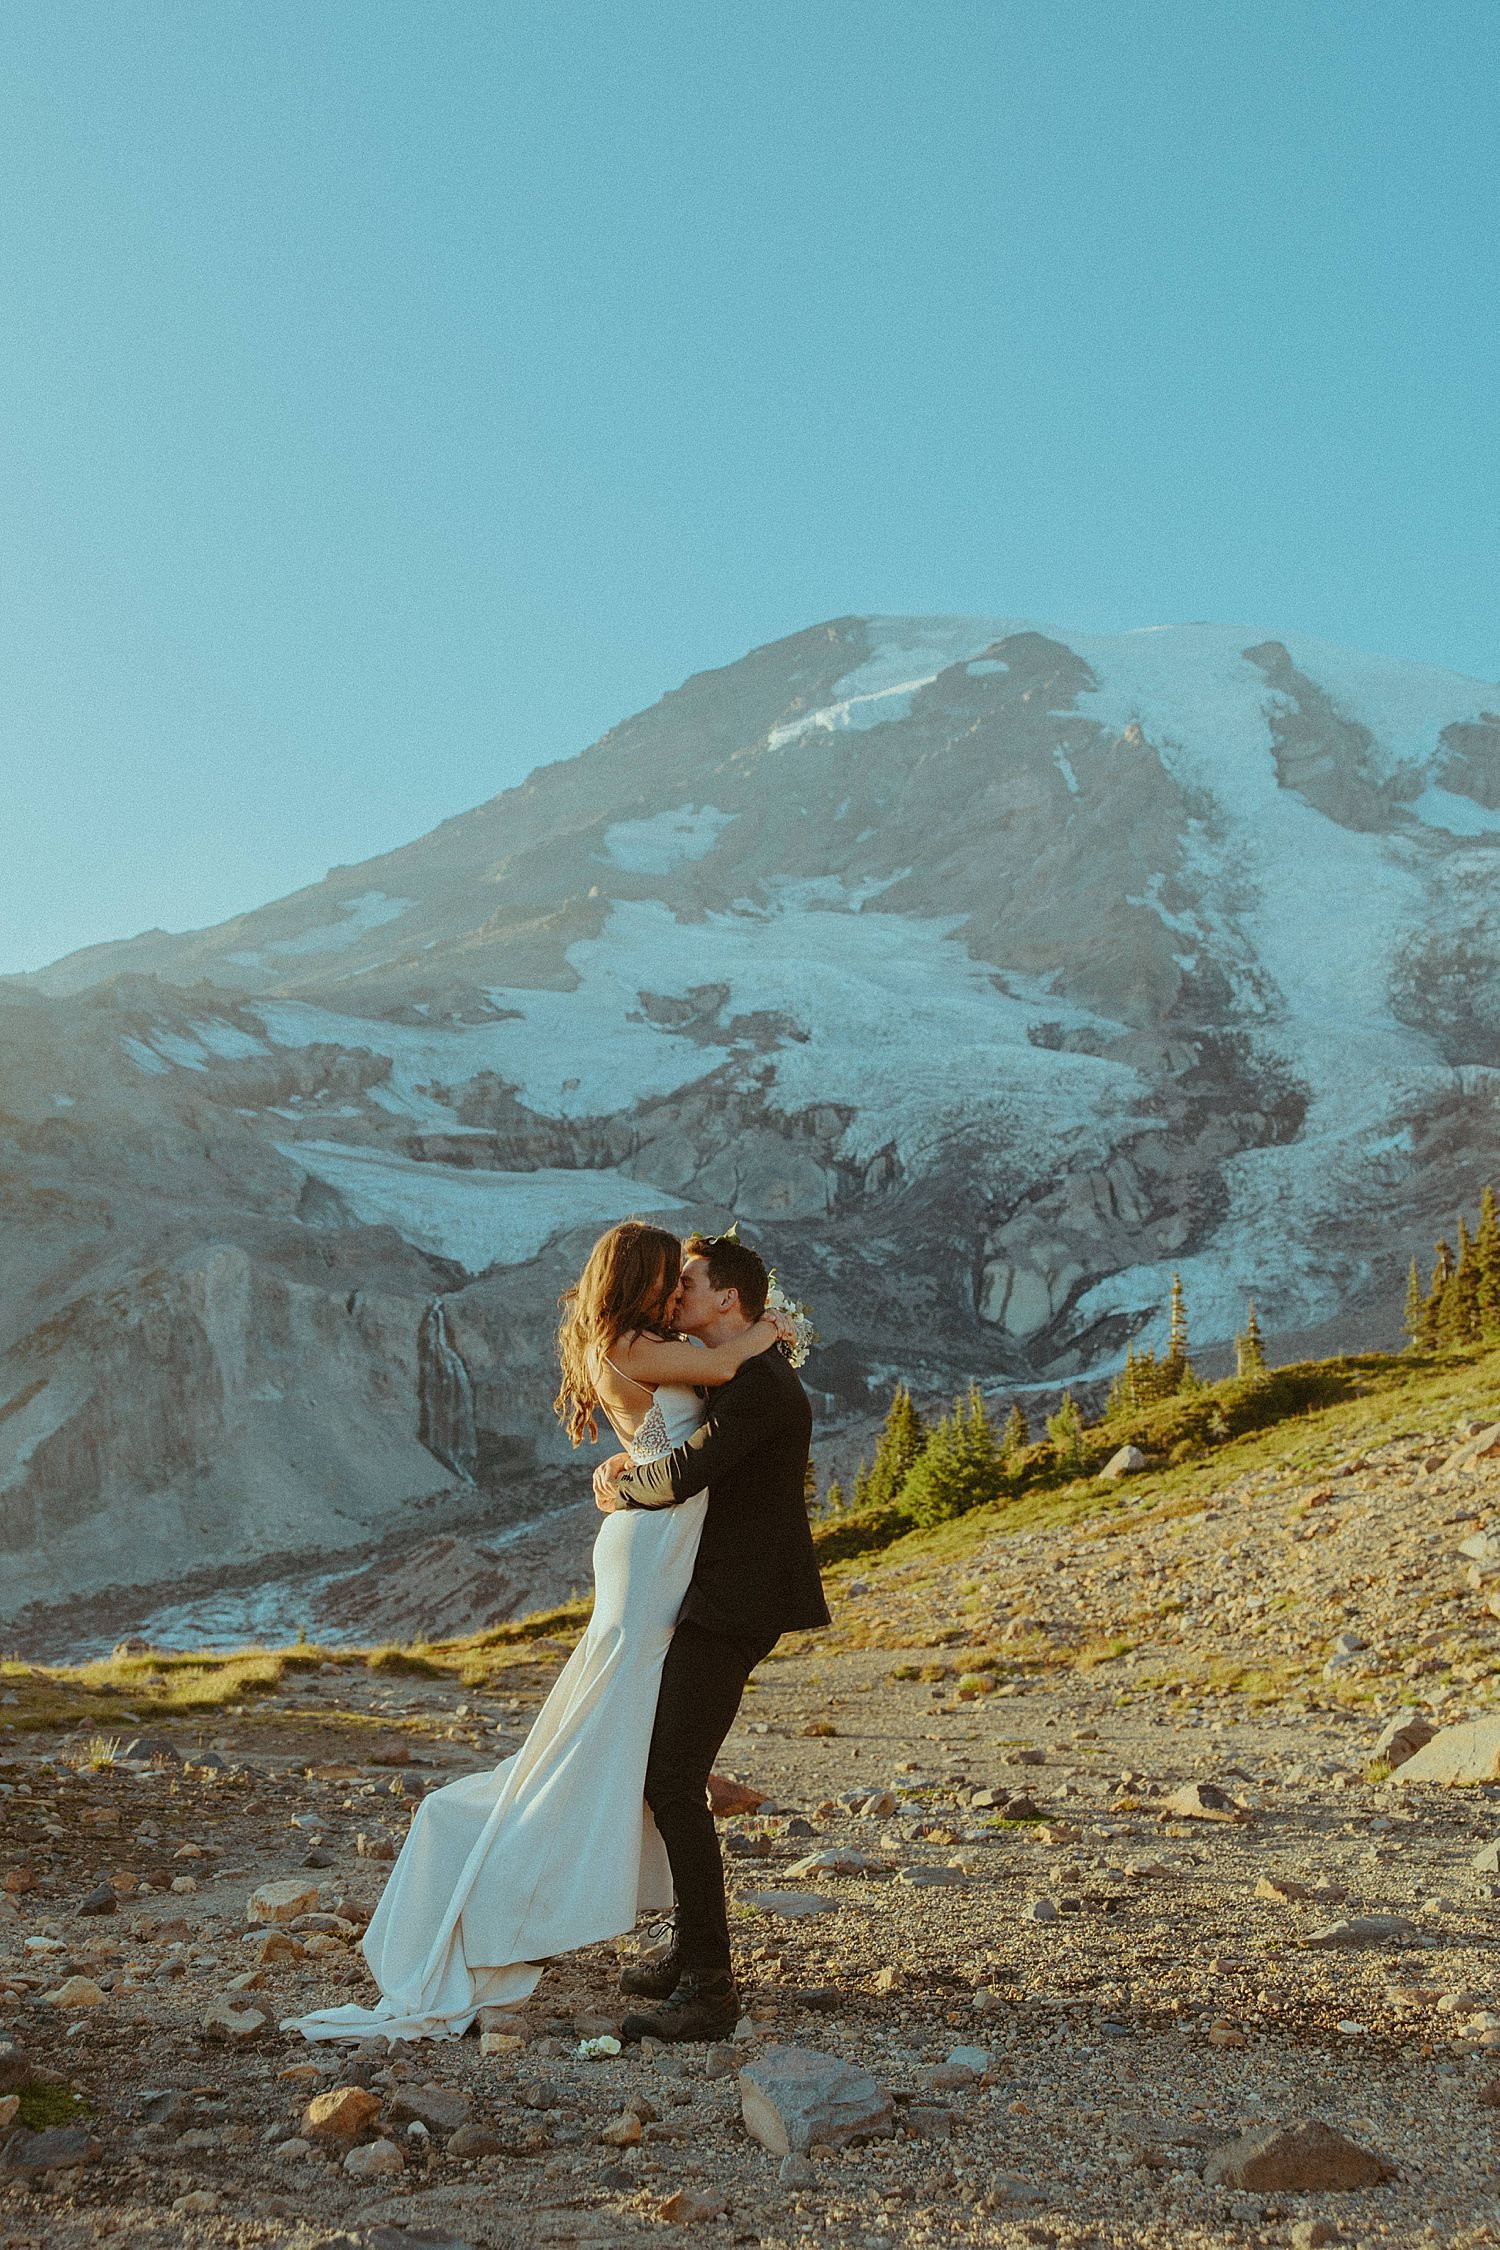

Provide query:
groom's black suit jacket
left=613, top=1347, right=830, bottom=1649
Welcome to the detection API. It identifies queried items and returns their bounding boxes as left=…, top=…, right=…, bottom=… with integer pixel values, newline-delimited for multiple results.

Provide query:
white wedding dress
left=284, top=1378, right=708, bottom=2043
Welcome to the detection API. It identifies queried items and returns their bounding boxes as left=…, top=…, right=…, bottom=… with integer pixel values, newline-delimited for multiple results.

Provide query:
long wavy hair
left=554, top=1220, right=684, bottom=1446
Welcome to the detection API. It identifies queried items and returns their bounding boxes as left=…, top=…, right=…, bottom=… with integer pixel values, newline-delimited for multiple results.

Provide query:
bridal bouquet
left=767, top=1273, right=816, bottom=1368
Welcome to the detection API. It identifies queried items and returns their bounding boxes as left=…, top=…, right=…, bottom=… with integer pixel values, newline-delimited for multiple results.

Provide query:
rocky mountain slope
left=3, top=613, right=1499, bottom=1625
left=1, top=1347, right=1500, bottom=2248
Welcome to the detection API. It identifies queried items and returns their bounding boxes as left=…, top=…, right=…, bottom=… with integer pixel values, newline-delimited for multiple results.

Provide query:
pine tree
left=864, top=1384, right=927, bottom=1511
left=1476, top=1185, right=1500, bottom=1339
left=1002, top=1401, right=1029, bottom=1469
left=1167, top=1272, right=1190, bottom=1368
left=901, top=1383, right=1003, bottom=1529
left=1403, top=1256, right=1426, bottom=1351
left=1235, top=1298, right=1267, bottom=1379
left=1440, top=1217, right=1482, bottom=1347
left=822, top=1478, right=845, bottom=1518
left=1046, top=1390, right=1086, bottom=1472
left=803, top=1456, right=818, bottom=1512
left=1422, top=1236, right=1456, bottom=1350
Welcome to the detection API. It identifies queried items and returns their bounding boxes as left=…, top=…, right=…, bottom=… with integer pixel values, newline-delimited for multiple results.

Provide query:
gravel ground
left=2, top=1396, right=1500, bottom=2249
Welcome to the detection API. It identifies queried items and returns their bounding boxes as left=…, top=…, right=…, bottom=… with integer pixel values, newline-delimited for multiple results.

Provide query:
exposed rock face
left=2, top=612, right=1499, bottom=1627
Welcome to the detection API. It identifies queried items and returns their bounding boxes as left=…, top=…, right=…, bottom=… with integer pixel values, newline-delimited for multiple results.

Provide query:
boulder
left=1471, top=1837, right=1500, bottom=1874
left=740, top=2044, right=894, bottom=2154
left=1202, top=2118, right=1392, bottom=2191
left=1099, top=1445, right=1149, bottom=1480
left=247, top=1878, right=319, bottom=1924
left=202, top=2001, right=269, bottom=2041
left=1302, top=1915, right=1419, bottom=1949
left=387, top=2082, right=471, bottom=2133
left=45, top=1977, right=107, bottom=2011
left=707, top=1773, right=766, bottom=1818
left=1160, top=1781, right=1249, bottom=1824
left=742, top=1890, right=838, bottom=1919
left=303, top=2085, right=382, bottom=2144
left=658, top=2189, right=727, bottom=2224
left=343, top=2137, right=404, bottom=2179
left=1391, top=1715, right=1500, bottom=1786
left=0, top=2127, right=101, bottom=2173
left=1373, top=1712, right=1437, bottom=1770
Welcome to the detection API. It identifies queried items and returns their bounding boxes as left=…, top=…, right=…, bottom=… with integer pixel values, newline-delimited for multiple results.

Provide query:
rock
left=203, top=2001, right=269, bottom=2040
left=75, top=1883, right=118, bottom=1917
left=0, top=2099, right=16, bottom=2133
left=598, top=2110, right=642, bottom=2148
left=387, top=2082, right=472, bottom=2133
left=1161, top=1781, right=1250, bottom=1824
left=739, top=2043, right=895, bottom=2155
left=1302, top=1915, right=1419, bottom=1949
left=1256, top=1875, right=1315, bottom=1902
left=852, top=1791, right=898, bottom=1818
left=247, top=1878, right=319, bottom=1924
left=1202, top=2118, right=1392, bottom=2191
left=1330, top=1630, right=1367, bottom=1655
left=905, top=2103, right=953, bottom=2139
left=1373, top=1711, right=1437, bottom=1770
left=1024, top=1896, right=1059, bottom=1923
left=117, top=1734, right=177, bottom=1763
left=778, top=2151, right=816, bottom=2185
left=1290, top=2224, right=1342, bottom=2249
left=343, top=2137, right=405, bottom=2178
left=480, top=2030, right=526, bottom=2057
left=897, top=1866, right=967, bottom=1888
left=112, top=1638, right=154, bottom=1658
left=658, top=2189, right=727, bottom=2223
left=1444, top=1427, right=1500, bottom=1475
left=447, top=2122, right=505, bottom=2158
left=1, top=1867, right=36, bottom=1894
left=1006, top=1747, right=1046, bottom=1767
left=785, top=1850, right=879, bottom=1879
left=1099, top=1444, right=1149, bottom=1480
left=45, top=1976, right=107, bottom=2011
left=242, top=1929, right=303, bottom=1962
left=708, top=1773, right=767, bottom=1817
left=1471, top=1838, right=1500, bottom=1874
left=743, top=1890, right=838, bottom=1919
left=0, top=2126, right=101, bottom=2173
left=1393, top=1714, right=1500, bottom=1786
left=303, top=2085, right=382, bottom=2144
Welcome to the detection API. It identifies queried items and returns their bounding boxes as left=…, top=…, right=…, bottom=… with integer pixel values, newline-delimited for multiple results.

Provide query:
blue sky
left=2, top=1, right=1496, bottom=974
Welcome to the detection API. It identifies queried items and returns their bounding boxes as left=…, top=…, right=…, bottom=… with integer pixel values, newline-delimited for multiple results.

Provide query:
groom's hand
left=593, top=1453, right=628, bottom=1512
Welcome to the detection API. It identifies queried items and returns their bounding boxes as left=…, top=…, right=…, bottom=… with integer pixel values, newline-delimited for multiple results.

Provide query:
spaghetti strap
left=599, top=1348, right=656, bottom=1400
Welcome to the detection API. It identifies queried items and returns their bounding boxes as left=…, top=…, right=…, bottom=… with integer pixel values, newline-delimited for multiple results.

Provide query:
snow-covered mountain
left=4, top=614, right=1499, bottom=1631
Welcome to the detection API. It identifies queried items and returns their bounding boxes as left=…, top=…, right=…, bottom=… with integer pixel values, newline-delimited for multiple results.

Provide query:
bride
left=284, top=1220, right=783, bottom=2043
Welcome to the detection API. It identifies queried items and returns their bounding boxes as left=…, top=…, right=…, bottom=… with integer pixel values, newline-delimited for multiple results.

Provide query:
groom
left=593, top=1228, right=830, bottom=2041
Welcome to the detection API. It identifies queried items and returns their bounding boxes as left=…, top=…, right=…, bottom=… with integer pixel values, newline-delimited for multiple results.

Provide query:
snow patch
left=1409, top=786, right=1500, bottom=838
left=600, top=804, right=735, bottom=874
left=261, top=890, right=413, bottom=958
left=120, top=1037, right=170, bottom=1077
left=276, top=1141, right=687, bottom=1272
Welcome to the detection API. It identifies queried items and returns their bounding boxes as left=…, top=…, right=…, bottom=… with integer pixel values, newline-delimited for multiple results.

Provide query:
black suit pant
left=644, top=1618, right=774, bottom=1981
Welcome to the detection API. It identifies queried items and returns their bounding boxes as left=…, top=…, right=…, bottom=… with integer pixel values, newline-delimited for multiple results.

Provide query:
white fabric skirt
left=284, top=1487, right=707, bottom=2043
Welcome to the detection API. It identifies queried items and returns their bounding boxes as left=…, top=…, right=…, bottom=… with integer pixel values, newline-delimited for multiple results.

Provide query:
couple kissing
left=286, top=1219, right=829, bottom=2049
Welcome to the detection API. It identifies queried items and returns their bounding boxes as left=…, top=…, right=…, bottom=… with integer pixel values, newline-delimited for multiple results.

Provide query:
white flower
left=765, top=1274, right=817, bottom=1369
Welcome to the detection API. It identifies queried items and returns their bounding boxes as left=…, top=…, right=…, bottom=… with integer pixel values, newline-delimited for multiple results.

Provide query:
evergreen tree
left=864, top=1384, right=927, bottom=1511
left=1234, top=1298, right=1267, bottom=1379
left=803, top=1455, right=818, bottom=1512
left=1477, top=1185, right=1500, bottom=1339
left=1422, top=1237, right=1456, bottom=1350
left=1440, top=1217, right=1482, bottom=1347
left=1402, top=1256, right=1425, bottom=1351
left=1167, top=1272, right=1191, bottom=1370
left=1001, top=1401, right=1029, bottom=1468
left=1046, top=1390, right=1086, bottom=1472
left=901, top=1383, right=1003, bottom=1528
left=822, top=1478, right=845, bottom=1518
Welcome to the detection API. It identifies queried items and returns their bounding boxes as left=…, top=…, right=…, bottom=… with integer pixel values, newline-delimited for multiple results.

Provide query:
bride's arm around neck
left=609, top=1321, right=778, bottom=1391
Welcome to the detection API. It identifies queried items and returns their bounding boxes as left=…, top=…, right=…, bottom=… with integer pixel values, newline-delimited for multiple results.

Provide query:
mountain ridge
left=4, top=611, right=1499, bottom=1626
